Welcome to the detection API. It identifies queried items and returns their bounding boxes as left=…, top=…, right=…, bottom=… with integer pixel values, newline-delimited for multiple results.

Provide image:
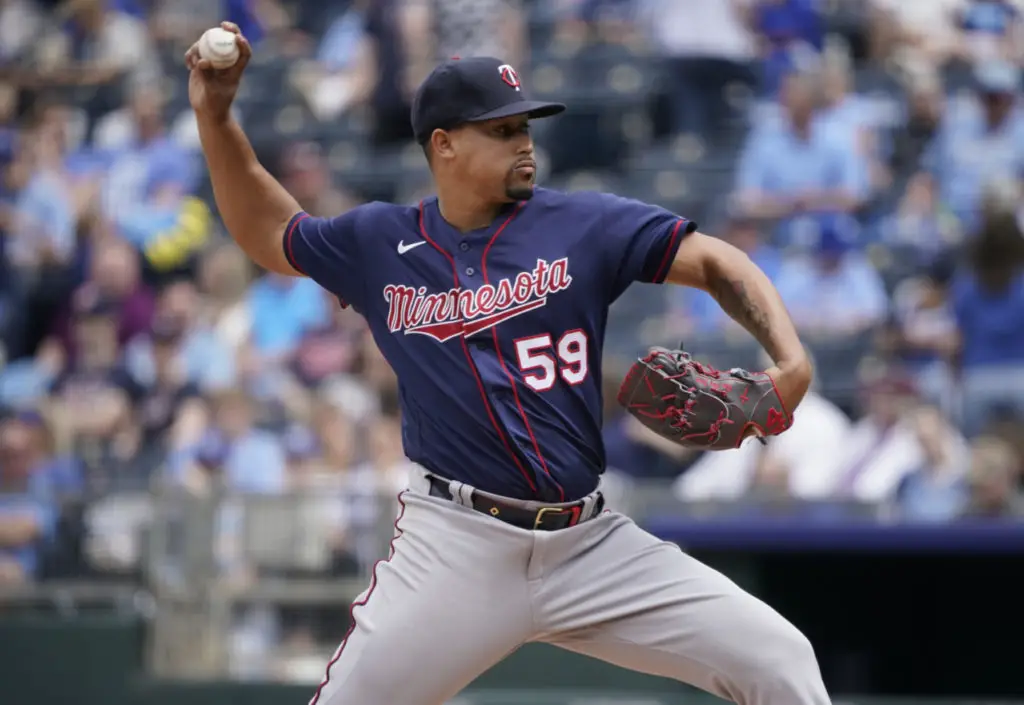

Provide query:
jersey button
left=459, top=242, right=470, bottom=252
left=465, top=267, right=475, bottom=276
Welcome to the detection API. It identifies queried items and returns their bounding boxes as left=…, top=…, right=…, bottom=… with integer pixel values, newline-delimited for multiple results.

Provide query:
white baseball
left=198, top=27, right=240, bottom=69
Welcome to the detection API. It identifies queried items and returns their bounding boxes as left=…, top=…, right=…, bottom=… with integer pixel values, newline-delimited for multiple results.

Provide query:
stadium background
left=2, top=0, right=1024, bottom=703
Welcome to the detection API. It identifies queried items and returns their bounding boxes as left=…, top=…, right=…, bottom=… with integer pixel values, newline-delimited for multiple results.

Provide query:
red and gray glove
left=616, top=346, right=793, bottom=451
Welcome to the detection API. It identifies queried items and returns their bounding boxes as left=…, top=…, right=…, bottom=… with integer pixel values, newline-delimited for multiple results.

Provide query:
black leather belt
left=427, top=475, right=603, bottom=531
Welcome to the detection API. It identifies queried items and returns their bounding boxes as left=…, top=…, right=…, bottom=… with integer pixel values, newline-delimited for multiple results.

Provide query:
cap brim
left=469, top=100, right=566, bottom=123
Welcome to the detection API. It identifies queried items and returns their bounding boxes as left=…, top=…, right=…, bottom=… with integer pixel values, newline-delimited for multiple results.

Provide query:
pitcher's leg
left=535, top=513, right=829, bottom=705
left=314, top=491, right=535, bottom=705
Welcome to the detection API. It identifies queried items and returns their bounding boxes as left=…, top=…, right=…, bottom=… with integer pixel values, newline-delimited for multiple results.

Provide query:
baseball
left=198, top=27, right=240, bottom=69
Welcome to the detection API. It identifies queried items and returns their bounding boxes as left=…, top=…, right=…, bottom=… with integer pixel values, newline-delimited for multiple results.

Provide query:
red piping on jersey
left=417, top=201, right=539, bottom=495
left=652, top=219, right=686, bottom=283
left=285, top=212, right=310, bottom=275
left=285, top=211, right=349, bottom=308
left=481, top=204, right=566, bottom=503
left=308, top=491, right=408, bottom=705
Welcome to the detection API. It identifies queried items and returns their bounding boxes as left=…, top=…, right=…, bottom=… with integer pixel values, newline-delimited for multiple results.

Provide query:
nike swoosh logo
left=397, top=240, right=427, bottom=255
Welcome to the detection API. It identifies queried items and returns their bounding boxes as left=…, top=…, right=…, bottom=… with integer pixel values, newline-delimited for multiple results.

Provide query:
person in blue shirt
left=735, top=68, right=871, bottom=247
left=0, top=414, right=64, bottom=584
left=774, top=213, right=888, bottom=336
left=247, top=273, right=329, bottom=356
left=950, top=206, right=1024, bottom=436
left=914, top=60, right=1024, bottom=235
left=891, top=405, right=970, bottom=523
left=170, top=388, right=286, bottom=494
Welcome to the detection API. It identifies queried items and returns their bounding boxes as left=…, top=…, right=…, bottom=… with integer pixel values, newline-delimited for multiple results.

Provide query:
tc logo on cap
left=498, top=64, right=521, bottom=91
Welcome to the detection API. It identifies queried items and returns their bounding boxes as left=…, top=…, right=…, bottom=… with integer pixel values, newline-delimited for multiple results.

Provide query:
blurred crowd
left=0, top=0, right=1023, bottom=619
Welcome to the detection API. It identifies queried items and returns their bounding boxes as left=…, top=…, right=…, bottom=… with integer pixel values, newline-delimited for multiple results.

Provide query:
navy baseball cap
left=411, top=56, right=566, bottom=145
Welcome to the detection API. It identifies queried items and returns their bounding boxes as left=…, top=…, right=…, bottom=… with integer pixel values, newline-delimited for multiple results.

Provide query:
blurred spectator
left=913, top=60, right=1024, bottom=233
left=961, top=434, right=1024, bottom=516
left=355, top=411, right=414, bottom=496
left=345, top=410, right=411, bottom=567
left=0, top=414, right=58, bottom=584
left=125, top=279, right=236, bottom=392
left=41, top=236, right=155, bottom=371
left=8, top=112, right=80, bottom=278
left=735, top=69, right=870, bottom=246
left=277, top=142, right=360, bottom=218
left=419, top=0, right=527, bottom=68
left=281, top=419, right=361, bottom=573
left=822, top=368, right=960, bottom=503
left=673, top=349, right=851, bottom=502
left=93, top=81, right=174, bottom=151
left=543, top=0, right=639, bottom=44
left=292, top=0, right=377, bottom=123
left=956, top=0, right=1023, bottom=64
left=891, top=405, right=971, bottom=522
left=666, top=213, right=782, bottom=338
left=241, top=273, right=330, bottom=406
left=0, top=0, right=44, bottom=63
left=951, top=202, right=1024, bottom=435
left=888, top=65, right=945, bottom=181
left=640, top=0, right=756, bottom=139
left=95, top=82, right=205, bottom=282
left=47, top=298, right=141, bottom=487
left=868, top=0, right=966, bottom=68
left=294, top=0, right=426, bottom=146
left=173, top=389, right=286, bottom=495
left=246, top=273, right=329, bottom=363
left=742, top=0, right=824, bottom=97
left=817, top=49, right=891, bottom=195
left=197, top=242, right=255, bottom=359
left=284, top=403, right=384, bottom=575
left=146, top=0, right=222, bottom=47
left=882, top=256, right=960, bottom=412
left=878, top=168, right=962, bottom=264
left=279, top=289, right=367, bottom=422
left=774, top=215, right=888, bottom=336
left=130, top=317, right=208, bottom=473
left=316, top=320, right=393, bottom=422
left=31, top=0, right=160, bottom=120
left=7, top=108, right=94, bottom=358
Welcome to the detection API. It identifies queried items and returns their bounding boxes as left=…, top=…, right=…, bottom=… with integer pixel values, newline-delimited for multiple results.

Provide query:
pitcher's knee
left=747, top=621, right=828, bottom=704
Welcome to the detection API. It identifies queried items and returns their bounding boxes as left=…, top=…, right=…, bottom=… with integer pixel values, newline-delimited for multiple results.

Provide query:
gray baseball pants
left=309, top=467, right=830, bottom=705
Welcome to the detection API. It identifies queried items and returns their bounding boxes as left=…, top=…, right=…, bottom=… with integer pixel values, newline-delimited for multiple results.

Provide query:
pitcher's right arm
left=186, top=22, right=315, bottom=277
left=196, top=115, right=302, bottom=276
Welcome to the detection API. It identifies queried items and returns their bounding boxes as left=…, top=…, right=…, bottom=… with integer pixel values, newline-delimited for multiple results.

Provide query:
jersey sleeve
left=282, top=207, right=365, bottom=308
left=597, top=192, right=698, bottom=298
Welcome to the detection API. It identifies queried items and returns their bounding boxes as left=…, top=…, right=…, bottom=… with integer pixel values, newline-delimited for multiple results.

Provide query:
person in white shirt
left=821, top=367, right=968, bottom=504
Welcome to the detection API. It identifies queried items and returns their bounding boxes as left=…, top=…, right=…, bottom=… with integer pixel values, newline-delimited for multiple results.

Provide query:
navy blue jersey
left=284, top=188, right=696, bottom=502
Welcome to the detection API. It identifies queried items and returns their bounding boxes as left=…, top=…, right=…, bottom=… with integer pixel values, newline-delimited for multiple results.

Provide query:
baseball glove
left=616, top=346, right=792, bottom=451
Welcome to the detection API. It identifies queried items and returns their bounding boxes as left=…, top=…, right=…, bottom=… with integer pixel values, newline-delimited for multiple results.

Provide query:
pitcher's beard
left=505, top=172, right=535, bottom=201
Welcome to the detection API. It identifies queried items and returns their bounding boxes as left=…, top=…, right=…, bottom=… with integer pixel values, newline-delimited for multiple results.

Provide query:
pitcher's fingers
left=234, top=31, right=253, bottom=64
left=220, top=21, right=241, bottom=34
left=184, top=43, right=201, bottom=69
left=196, top=58, right=214, bottom=71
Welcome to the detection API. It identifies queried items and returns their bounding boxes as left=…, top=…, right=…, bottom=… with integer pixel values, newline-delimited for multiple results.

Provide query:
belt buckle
left=532, top=505, right=582, bottom=530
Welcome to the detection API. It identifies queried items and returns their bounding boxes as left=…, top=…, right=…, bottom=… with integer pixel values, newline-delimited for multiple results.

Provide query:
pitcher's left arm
left=666, top=232, right=812, bottom=409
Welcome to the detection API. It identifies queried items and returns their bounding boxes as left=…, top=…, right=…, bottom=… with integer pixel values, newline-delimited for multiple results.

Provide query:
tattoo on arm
left=709, top=275, right=782, bottom=360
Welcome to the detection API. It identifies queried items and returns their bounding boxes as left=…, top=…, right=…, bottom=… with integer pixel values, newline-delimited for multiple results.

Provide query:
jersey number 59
left=513, top=330, right=588, bottom=392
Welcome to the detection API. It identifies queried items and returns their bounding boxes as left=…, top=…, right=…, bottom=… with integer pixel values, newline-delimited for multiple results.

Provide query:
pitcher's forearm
left=196, top=114, right=301, bottom=274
